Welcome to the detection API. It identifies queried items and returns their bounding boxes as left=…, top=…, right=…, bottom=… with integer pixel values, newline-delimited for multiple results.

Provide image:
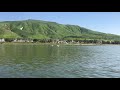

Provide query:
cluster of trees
left=2, top=38, right=120, bottom=45
left=67, top=39, right=120, bottom=44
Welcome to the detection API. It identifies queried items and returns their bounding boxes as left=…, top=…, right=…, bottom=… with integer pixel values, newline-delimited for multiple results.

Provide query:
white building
left=0, top=38, right=5, bottom=42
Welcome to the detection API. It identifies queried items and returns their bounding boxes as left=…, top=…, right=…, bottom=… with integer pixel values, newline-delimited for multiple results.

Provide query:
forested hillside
left=0, top=19, right=120, bottom=44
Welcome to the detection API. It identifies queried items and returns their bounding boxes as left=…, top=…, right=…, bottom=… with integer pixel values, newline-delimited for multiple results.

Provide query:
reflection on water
left=0, top=44, right=120, bottom=78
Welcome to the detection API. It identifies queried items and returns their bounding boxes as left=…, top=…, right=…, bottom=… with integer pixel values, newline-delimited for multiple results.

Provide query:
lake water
left=0, top=44, right=120, bottom=78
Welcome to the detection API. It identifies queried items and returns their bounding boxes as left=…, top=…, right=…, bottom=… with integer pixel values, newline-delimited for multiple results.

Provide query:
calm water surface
left=0, top=44, right=120, bottom=78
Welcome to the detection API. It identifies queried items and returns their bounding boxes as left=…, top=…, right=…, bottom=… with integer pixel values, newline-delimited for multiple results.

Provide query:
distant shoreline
left=1, top=42, right=120, bottom=46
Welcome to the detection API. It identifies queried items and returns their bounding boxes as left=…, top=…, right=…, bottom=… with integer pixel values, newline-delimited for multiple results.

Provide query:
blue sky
left=0, top=12, right=120, bottom=35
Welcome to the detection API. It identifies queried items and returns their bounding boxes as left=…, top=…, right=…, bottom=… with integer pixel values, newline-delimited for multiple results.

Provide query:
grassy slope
left=0, top=19, right=120, bottom=41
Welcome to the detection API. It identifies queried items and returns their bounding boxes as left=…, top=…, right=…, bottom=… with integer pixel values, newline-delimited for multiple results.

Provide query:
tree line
left=1, top=38, right=120, bottom=44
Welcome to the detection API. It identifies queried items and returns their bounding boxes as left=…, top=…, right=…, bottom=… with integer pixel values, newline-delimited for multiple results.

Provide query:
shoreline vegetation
left=1, top=38, right=120, bottom=46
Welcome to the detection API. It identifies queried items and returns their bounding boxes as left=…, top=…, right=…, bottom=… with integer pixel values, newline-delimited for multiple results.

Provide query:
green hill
left=0, top=19, right=120, bottom=42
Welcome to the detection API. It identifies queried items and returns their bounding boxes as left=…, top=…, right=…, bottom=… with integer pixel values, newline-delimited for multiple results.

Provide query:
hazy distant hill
left=0, top=19, right=120, bottom=41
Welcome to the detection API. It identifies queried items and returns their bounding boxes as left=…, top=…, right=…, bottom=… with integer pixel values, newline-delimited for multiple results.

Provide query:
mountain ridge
left=0, top=19, right=120, bottom=41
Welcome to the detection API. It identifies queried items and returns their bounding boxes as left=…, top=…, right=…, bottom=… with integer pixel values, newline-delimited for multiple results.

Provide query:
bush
left=33, top=39, right=39, bottom=42
left=5, top=38, right=14, bottom=42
